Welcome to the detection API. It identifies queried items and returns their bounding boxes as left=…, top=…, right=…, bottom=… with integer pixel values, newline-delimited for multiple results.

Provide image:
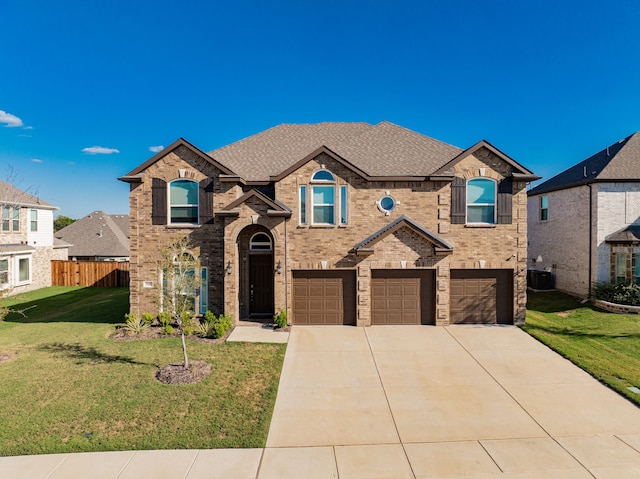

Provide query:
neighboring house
left=119, top=121, right=538, bottom=326
left=55, top=211, right=130, bottom=261
left=527, top=133, right=640, bottom=297
left=0, top=181, right=69, bottom=295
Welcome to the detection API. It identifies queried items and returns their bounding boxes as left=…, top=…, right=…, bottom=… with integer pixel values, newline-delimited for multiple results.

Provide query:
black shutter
left=450, top=176, right=466, bottom=224
left=497, top=177, right=513, bottom=224
left=152, top=178, right=167, bottom=225
left=199, top=178, right=214, bottom=224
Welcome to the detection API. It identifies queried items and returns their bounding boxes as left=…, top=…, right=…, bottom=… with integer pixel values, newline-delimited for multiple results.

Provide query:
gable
left=119, top=138, right=235, bottom=183
left=352, top=216, right=453, bottom=256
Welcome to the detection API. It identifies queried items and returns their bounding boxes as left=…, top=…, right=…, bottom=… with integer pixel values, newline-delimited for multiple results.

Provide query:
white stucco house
left=527, top=133, right=640, bottom=297
left=0, top=181, right=69, bottom=295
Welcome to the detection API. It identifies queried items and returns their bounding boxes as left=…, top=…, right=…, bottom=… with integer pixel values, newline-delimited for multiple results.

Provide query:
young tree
left=159, top=236, right=201, bottom=369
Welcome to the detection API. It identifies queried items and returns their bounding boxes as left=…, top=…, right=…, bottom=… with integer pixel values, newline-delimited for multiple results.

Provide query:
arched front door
left=238, top=227, right=274, bottom=318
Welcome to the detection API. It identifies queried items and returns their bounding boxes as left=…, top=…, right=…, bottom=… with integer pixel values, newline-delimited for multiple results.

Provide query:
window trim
left=15, top=255, right=31, bottom=286
left=540, top=195, right=549, bottom=221
left=168, top=179, right=199, bottom=225
left=249, top=232, right=273, bottom=251
left=299, top=185, right=307, bottom=225
left=466, top=178, right=497, bottom=224
left=340, top=185, right=348, bottom=225
left=0, top=257, right=8, bottom=287
left=30, top=209, right=38, bottom=232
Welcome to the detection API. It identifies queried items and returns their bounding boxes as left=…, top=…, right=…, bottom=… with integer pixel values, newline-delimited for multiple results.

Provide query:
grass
left=523, top=290, right=640, bottom=406
left=0, top=287, right=286, bottom=456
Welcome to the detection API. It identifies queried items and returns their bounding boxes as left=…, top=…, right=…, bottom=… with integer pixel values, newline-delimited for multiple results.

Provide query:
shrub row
left=591, top=281, right=640, bottom=307
left=123, top=311, right=233, bottom=339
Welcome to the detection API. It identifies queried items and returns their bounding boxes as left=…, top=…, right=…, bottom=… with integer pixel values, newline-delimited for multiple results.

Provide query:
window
left=540, top=195, right=548, bottom=221
left=635, top=254, right=640, bottom=286
left=1, top=206, right=18, bottom=232
left=1, top=206, right=9, bottom=232
left=17, top=256, right=30, bottom=284
left=30, top=209, right=37, bottom=232
left=299, top=185, right=307, bottom=225
left=250, top=233, right=272, bottom=251
left=169, top=180, right=198, bottom=224
left=467, top=178, right=496, bottom=224
left=161, top=263, right=208, bottom=315
left=312, top=185, right=335, bottom=224
left=378, top=195, right=396, bottom=215
left=340, top=185, right=348, bottom=225
left=615, top=253, right=627, bottom=284
left=0, top=258, right=8, bottom=286
left=311, top=169, right=336, bottom=225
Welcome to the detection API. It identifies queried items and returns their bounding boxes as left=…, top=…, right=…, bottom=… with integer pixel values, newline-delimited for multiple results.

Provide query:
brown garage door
left=371, top=270, right=435, bottom=325
left=292, top=271, right=356, bottom=325
left=450, top=269, right=513, bottom=324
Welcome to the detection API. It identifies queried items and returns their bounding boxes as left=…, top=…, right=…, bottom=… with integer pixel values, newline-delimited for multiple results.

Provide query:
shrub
left=273, top=309, right=287, bottom=329
left=142, top=312, right=155, bottom=325
left=163, top=324, right=174, bottom=335
left=123, top=313, right=150, bottom=335
left=201, top=311, right=233, bottom=339
left=158, top=311, right=172, bottom=327
left=592, top=281, right=640, bottom=306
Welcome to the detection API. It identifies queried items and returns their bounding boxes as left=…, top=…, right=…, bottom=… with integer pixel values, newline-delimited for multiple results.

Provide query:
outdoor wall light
left=226, top=261, right=232, bottom=275
left=276, top=260, right=282, bottom=275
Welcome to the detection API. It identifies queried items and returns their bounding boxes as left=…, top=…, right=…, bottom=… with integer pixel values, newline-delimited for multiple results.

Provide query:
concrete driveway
left=264, top=325, right=640, bottom=479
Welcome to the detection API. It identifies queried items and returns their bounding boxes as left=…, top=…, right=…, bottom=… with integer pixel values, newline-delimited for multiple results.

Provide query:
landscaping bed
left=523, top=291, right=640, bottom=406
left=0, top=287, right=286, bottom=456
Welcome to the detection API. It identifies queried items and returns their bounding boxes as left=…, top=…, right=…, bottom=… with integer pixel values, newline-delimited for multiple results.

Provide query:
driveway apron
left=265, top=324, right=640, bottom=479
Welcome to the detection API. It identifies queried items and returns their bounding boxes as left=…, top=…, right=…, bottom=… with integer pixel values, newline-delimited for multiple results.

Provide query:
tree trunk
left=181, top=331, right=189, bottom=369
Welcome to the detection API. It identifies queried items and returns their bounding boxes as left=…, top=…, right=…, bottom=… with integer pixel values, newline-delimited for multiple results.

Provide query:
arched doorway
left=237, top=226, right=274, bottom=319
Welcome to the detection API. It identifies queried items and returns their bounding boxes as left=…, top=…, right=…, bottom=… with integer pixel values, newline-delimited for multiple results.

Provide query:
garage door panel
left=292, top=271, right=355, bottom=325
left=450, top=270, right=513, bottom=325
left=371, top=271, right=435, bottom=325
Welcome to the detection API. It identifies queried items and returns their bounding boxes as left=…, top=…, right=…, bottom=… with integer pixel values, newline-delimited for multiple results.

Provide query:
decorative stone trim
left=593, top=299, right=640, bottom=315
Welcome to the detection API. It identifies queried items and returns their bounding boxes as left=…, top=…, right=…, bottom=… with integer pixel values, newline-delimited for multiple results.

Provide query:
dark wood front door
left=249, top=254, right=274, bottom=316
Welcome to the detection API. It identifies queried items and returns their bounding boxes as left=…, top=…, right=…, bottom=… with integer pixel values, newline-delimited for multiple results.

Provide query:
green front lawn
left=523, top=291, right=640, bottom=406
left=0, top=287, right=286, bottom=456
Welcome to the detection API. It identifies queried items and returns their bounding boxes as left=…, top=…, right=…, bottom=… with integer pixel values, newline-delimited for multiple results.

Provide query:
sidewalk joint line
left=364, top=327, right=417, bottom=479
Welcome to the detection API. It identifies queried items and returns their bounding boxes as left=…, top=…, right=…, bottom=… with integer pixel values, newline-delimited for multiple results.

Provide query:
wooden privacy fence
left=52, top=260, right=130, bottom=287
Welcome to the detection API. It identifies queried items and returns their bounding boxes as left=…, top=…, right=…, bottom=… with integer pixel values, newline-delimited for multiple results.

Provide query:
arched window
left=466, top=178, right=496, bottom=224
left=169, top=179, right=198, bottom=224
left=310, top=169, right=336, bottom=225
left=249, top=232, right=272, bottom=251
left=311, top=170, right=335, bottom=182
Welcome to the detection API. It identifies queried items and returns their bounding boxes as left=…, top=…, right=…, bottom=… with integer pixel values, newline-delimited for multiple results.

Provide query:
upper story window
left=540, top=195, right=549, bottom=221
left=299, top=169, right=347, bottom=226
left=250, top=232, right=272, bottom=251
left=466, top=178, right=496, bottom=224
left=2, top=206, right=19, bottom=232
left=169, top=180, right=198, bottom=224
left=30, top=209, right=38, bottom=232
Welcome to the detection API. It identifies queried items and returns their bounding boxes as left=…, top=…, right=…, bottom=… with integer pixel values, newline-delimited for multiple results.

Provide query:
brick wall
left=129, top=145, right=529, bottom=325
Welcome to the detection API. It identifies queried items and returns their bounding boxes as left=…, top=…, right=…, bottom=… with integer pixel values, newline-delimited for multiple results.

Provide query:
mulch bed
left=109, top=326, right=231, bottom=345
left=155, top=360, right=212, bottom=385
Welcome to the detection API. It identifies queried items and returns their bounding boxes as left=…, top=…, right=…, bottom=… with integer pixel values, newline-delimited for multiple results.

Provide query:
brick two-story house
left=120, top=122, right=538, bottom=326
left=527, top=132, right=640, bottom=296
left=0, top=181, right=69, bottom=294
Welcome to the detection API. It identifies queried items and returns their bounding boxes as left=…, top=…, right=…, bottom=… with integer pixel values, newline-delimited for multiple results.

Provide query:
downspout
left=588, top=184, right=593, bottom=298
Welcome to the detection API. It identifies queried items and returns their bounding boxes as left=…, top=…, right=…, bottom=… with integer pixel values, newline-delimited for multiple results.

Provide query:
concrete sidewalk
left=3, top=325, right=640, bottom=478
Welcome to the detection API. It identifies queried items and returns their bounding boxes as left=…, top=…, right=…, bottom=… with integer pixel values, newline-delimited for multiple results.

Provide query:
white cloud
left=23, top=125, right=33, bottom=130
left=0, top=110, right=23, bottom=127
left=149, top=145, right=164, bottom=153
left=82, top=146, right=120, bottom=155
left=32, top=158, right=43, bottom=163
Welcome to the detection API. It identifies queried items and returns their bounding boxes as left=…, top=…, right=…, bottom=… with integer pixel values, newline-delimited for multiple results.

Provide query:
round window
left=379, top=196, right=395, bottom=212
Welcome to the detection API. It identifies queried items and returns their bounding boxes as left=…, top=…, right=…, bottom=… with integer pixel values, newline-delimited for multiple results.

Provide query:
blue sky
left=1, top=0, right=639, bottom=218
